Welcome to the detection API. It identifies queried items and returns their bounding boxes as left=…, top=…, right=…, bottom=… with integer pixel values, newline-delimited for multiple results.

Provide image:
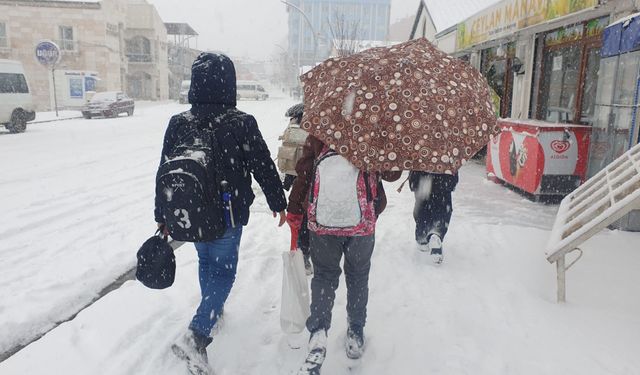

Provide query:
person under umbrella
left=292, top=37, right=498, bottom=373
left=287, top=134, right=401, bottom=374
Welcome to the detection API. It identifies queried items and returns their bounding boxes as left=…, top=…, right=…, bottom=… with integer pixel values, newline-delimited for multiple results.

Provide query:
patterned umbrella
left=299, top=38, right=499, bottom=174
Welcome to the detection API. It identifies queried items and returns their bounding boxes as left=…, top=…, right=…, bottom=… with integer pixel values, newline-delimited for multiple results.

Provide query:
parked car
left=0, top=59, right=36, bottom=133
left=179, top=80, right=191, bottom=104
left=237, top=80, right=268, bottom=100
left=82, top=91, right=134, bottom=119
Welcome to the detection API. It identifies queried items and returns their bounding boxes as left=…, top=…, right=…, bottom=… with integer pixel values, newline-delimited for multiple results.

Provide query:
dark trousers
left=306, top=232, right=375, bottom=333
left=409, top=172, right=459, bottom=244
left=297, top=214, right=310, bottom=257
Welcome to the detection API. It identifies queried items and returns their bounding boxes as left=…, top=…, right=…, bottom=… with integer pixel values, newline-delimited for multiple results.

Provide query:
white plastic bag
left=280, top=249, right=310, bottom=333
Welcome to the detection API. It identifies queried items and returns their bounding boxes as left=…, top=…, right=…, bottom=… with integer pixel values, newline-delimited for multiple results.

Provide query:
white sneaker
left=297, top=330, right=327, bottom=375
left=171, top=331, right=212, bottom=375
left=428, top=234, right=443, bottom=265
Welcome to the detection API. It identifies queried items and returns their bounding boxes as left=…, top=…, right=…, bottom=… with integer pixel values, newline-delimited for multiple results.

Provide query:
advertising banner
left=69, top=78, right=83, bottom=98
left=457, top=0, right=598, bottom=50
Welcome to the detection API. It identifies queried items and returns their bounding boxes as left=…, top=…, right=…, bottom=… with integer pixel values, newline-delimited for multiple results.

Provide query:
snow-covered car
left=0, top=59, right=36, bottom=133
left=82, top=91, right=134, bottom=119
left=179, top=80, right=190, bottom=104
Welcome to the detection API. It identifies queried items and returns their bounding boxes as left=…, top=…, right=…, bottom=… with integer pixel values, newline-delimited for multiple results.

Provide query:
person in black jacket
left=154, top=52, right=286, bottom=373
left=409, top=171, right=459, bottom=265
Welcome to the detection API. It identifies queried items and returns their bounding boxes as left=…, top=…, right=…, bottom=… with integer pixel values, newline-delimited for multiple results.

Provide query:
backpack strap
left=363, top=172, right=373, bottom=202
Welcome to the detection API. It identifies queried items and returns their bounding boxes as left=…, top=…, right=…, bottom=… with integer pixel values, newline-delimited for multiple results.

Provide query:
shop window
left=84, top=76, right=97, bottom=93
left=0, top=22, right=7, bottom=48
left=535, top=17, right=608, bottom=124
left=126, top=36, right=152, bottom=63
left=540, top=45, right=581, bottom=123
left=481, top=43, right=515, bottom=118
left=69, top=77, right=83, bottom=99
left=579, top=47, right=601, bottom=124
left=58, top=25, right=75, bottom=51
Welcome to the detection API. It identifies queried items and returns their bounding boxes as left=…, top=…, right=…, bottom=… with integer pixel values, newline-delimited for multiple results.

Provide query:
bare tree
left=327, top=12, right=361, bottom=57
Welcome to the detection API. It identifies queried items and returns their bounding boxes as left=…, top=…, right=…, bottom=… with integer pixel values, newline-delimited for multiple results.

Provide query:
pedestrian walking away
left=409, top=171, right=459, bottom=264
left=288, top=38, right=496, bottom=374
left=153, top=52, right=287, bottom=375
left=278, top=102, right=312, bottom=274
left=287, top=135, right=400, bottom=374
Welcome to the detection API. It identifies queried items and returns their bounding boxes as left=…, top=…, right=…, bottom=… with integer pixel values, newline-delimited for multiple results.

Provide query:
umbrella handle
left=290, top=227, right=299, bottom=252
left=396, top=176, right=410, bottom=193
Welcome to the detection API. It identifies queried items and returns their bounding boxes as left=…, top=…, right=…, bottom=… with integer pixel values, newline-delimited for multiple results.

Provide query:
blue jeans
left=189, top=227, right=243, bottom=337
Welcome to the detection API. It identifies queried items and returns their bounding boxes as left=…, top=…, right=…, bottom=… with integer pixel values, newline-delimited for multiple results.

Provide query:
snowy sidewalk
left=1, top=159, right=639, bottom=374
left=2, top=98, right=639, bottom=374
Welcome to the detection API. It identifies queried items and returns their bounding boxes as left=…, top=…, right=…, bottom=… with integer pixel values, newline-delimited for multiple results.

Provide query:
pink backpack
left=307, top=148, right=378, bottom=237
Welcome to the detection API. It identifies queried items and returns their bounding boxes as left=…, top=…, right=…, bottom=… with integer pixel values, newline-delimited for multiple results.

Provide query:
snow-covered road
left=0, top=98, right=290, bottom=357
left=1, top=98, right=639, bottom=374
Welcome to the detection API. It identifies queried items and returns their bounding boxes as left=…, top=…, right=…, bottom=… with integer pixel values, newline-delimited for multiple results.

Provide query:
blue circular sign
left=35, top=40, right=61, bottom=67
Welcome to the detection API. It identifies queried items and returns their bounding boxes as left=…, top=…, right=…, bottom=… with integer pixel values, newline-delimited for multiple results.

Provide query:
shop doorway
left=127, top=72, right=152, bottom=100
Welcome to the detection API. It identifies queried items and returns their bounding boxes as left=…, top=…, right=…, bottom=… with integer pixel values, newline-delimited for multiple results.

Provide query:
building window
left=126, top=36, right=152, bottom=63
left=536, top=17, right=608, bottom=124
left=0, top=22, right=7, bottom=48
left=59, top=25, right=75, bottom=51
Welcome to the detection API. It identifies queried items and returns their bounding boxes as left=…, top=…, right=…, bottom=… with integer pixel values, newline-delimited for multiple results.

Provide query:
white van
left=0, top=60, right=36, bottom=133
left=237, top=80, right=268, bottom=100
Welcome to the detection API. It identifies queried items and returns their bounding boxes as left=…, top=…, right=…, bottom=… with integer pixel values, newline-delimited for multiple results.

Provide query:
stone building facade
left=0, top=0, right=169, bottom=111
left=124, top=0, right=168, bottom=101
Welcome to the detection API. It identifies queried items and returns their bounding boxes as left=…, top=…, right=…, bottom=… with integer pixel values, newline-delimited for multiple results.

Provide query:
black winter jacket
left=154, top=53, right=286, bottom=227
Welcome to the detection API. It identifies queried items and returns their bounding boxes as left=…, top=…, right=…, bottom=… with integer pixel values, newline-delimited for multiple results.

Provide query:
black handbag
left=136, top=229, right=175, bottom=289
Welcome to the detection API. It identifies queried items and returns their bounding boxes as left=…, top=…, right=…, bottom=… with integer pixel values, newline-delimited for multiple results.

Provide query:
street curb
left=0, top=240, right=185, bottom=363
left=30, top=116, right=83, bottom=125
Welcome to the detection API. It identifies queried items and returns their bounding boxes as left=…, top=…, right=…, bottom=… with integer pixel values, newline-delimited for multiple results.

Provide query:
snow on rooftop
left=425, top=0, right=503, bottom=32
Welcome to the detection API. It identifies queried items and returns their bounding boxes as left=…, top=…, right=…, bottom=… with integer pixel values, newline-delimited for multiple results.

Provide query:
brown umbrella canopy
left=299, top=38, right=498, bottom=174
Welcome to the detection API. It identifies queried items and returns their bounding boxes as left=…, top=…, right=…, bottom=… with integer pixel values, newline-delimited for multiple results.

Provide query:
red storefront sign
left=486, top=119, right=591, bottom=195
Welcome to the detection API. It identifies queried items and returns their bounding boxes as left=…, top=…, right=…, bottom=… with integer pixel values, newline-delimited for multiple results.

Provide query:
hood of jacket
left=188, top=52, right=237, bottom=107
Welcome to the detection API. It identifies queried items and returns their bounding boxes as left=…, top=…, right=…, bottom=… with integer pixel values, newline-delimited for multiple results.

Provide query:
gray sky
left=147, top=0, right=419, bottom=60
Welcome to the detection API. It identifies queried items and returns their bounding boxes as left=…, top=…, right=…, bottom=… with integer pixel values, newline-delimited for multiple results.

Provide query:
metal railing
left=546, top=142, right=640, bottom=302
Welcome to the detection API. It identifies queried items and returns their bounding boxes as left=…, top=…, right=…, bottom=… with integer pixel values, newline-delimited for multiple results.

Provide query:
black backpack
left=156, top=116, right=227, bottom=242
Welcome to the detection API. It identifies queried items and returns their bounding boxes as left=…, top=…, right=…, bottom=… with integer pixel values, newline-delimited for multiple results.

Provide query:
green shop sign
left=457, top=0, right=599, bottom=50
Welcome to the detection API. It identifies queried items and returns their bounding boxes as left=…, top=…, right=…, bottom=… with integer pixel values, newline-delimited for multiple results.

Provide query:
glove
left=286, top=212, right=303, bottom=231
